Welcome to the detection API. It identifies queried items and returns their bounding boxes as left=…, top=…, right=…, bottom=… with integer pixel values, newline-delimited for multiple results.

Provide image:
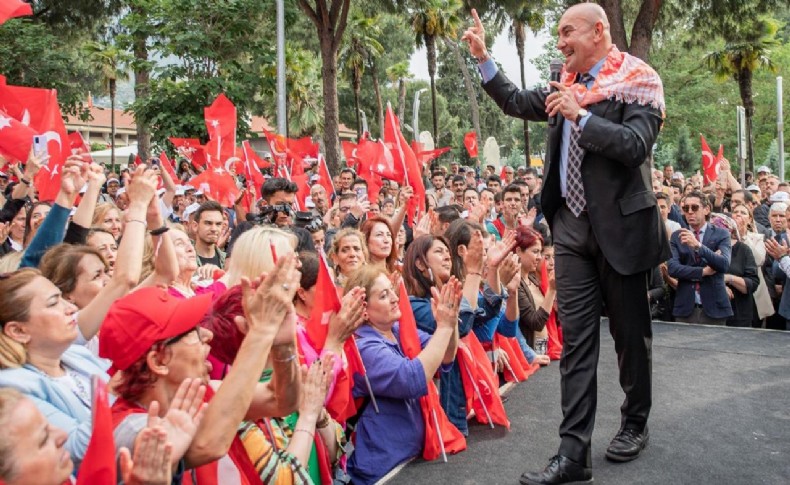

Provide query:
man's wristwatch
left=575, top=108, right=589, bottom=125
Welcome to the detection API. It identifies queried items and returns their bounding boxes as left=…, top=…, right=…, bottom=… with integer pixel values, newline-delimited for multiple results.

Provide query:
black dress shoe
left=519, top=455, right=593, bottom=485
left=605, top=426, right=649, bottom=462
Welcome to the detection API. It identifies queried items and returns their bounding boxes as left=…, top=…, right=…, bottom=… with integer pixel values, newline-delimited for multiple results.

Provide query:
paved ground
left=386, top=321, right=790, bottom=485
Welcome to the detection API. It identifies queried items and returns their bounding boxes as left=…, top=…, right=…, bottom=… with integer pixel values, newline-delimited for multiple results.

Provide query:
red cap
left=99, top=287, right=213, bottom=374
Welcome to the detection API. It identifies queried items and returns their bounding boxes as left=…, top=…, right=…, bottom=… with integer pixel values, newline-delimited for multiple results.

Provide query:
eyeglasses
left=681, top=204, right=701, bottom=213
left=163, top=327, right=204, bottom=346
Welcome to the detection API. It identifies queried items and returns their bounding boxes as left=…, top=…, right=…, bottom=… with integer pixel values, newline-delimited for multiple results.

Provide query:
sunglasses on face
left=681, top=204, right=701, bottom=213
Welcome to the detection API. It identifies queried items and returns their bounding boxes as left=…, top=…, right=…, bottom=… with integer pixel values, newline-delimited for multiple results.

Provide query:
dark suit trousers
left=553, top=205, right=653, bottom=465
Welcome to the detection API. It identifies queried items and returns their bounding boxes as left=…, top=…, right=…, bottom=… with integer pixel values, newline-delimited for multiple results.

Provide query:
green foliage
left=674, top=125, right=697, bottom=173
left=763, top=138, right=780, bottom=172
left=0, top=19, right=100, bottom=119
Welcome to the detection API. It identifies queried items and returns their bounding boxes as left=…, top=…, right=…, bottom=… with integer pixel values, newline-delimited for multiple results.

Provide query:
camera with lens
left=247, top=202, right=294, bottom=226
left=294, top=211, right=324, bottom=233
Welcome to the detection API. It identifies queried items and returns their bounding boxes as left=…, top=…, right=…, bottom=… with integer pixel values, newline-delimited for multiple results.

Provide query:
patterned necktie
left=566, top=73, right=594, bottom=217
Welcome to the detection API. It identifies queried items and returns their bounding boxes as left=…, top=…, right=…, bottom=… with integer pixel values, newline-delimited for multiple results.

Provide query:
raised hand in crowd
left=468, top=201, right=487, bottom=224
left=398, top=185, right=414, bottom=207
left=196, top=263, right=222, bottom=281
left=462, top=229, right=485, bottom=309
left=119, top=425, right=173, bottom=485
left=488, top=231, right=518, bottom=268
left=70, top=162, right=106, bottom=230
left=350, top=196, right=371, bottom=220
left=501, top=254, right=521, bottom=295
left=55, top=156, right=88, bottom=207
left=325, top=286, right=367, bottom=353
left=519, top=207, right=537, bottom=228
left=143, top=378, right=207, bottom=469
left=765, top=237, right=790, bottom=261
left=423, top=275, right=463, bottom=375
left=413, top=208, right=435, bottom=239
left=289, top=354, right=337, bottom=467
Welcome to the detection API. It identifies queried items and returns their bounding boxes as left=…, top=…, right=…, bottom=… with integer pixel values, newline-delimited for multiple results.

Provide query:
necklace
left=29, top=362, right=92, bottom=408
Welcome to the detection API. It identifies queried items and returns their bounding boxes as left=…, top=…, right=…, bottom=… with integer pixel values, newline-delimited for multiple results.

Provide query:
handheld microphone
left=548, top=59, right=564, bottom=127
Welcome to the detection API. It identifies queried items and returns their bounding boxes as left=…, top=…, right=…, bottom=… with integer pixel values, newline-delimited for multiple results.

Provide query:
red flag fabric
left=67, top=131, right=94, bottom=163
left=0, top=85, right=69, bottom=201
left=306, top=253, right=340, bottom=351
left=413, top=143, right=451, bottom=169
left=241, top=140, right=270, bottom=170
left=189, top=165, right=239, bottom=207
left=464, top=131, right=478, bottom=158
left=341, top=140, right=359, bottom=168
left=262, top=129, right=288, bottom=168
left=204, top=94, right=237, bottom=165
left=0, top=0, right=32, bottom=26
left=0, top=108, right=35, bottom=161
left=134, top=154, right=143, bottom=166
left=492, top=334, right=527, bottom=382
left=715, top=144, right=725, bottom=166
left=384, top=105, right=426, bottom=225
left=169, top=137, right=207, bottom=168
left=700, top=134, right=719, bottom=185
left=382, top=107, right=409, bottom=184
left=291, top=173, right=309, bottom=211
left=397, top=282, right=467, bottom=460
left=356, top=135, right=400, bottom=182
left=457, top=332, right=510, bottom=429
left=316, top=154, right=336, bottom=200
left=76, top=378, right=116, bottom=485
left=159, top=152, right=178, bottom=181
left=539, top=261, right=563, bottom=360
left=288, top=136, right=319, bottom=161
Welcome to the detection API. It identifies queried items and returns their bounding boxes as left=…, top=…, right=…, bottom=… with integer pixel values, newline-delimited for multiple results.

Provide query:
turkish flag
left=700, top=134, right=719, bottom=185
left=288, top=136, right=319, bottom=161
left=159, top=151, right=178, bottom=181
left=76, top=378, right=116, bottom=485
left=306, top=253, right=340, bottom=350
left=0, top=85, right=70, bottom=201
left=262, top=129, right=288, bottom=168
left=241, top=141, right=266, bottom=185
left=0, top=0, right=32, bottom=26
left=384, top=105, right=425, bottom=225
left=316, top=154, right=336, bottom=200
left=397, top=282, right=466, bottom=460
left=382, top=106, right=409, bottom=183
left=204, top=94, right=237, bottom=165
left=169, top=137, right=207, bottom=168
left=342, top=140, right=359, bottom=168
left=357, top=135, right=400, bottom=182
left=0, top=108, right=35, bottom=162
left=291, top=173, right=309, bottom=210
left=464, top=131, right=478, bottom=158
left=412, top=142, right=450, bottom=169
left=241, top=140, right=270, bottom=170
left=188, top=164, right=239, bottom=207
left=67, top=131, right=93, bottom=163
left=458, top=332, right=510, bottom=429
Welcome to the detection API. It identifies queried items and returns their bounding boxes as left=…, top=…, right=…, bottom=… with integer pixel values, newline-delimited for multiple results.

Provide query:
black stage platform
left=385, top=321, right=790, bottom=485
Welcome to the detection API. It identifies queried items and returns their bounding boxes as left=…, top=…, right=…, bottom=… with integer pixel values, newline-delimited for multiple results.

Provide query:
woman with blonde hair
left=329, top=227, right=368, bottom=287
left=92, top=202, right=123, bottom=240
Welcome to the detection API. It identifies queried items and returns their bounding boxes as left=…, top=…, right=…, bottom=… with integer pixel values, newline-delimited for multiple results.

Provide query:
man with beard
left=192, top=201, right=226, bottom=268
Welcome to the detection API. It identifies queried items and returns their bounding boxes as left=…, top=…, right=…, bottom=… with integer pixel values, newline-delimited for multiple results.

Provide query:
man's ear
left=3, top=321, right=30, bottom=345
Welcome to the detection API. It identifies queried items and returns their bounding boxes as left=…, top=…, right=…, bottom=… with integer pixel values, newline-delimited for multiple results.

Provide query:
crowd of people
left=650, top=161, right=790, bottom=330
left=0, top=147, right=567, bottom=485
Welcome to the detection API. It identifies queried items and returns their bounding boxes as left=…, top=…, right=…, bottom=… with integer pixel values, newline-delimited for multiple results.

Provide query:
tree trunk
left=426, top=35, right=438, bottom=142
left=354, top=82, right=361, bottom=140
left=132, top=3, right=150, bottom=164
left=370, top=61, right=384, bottom=137
left=597, top=0, right=628, bottom=53
left=110, top=79, right=116, bottom=173
left=515, top=22, right=530, bottom=164
left=448, top=39, right=481, bottom=165
left=397, top=79, right=406, bottom=123
left=320, top=39, right=342, bottom=175
left=629, top=0, right=663, bottom=61
left=738, top=68, right=756, bottom=173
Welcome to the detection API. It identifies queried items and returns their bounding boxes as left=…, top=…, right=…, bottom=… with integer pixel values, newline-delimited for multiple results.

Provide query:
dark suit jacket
left=667, top=224, right=733, bottom=319
left=726, top=241, right=759, bottom=327
left=482, top=72, right=669, bottom=275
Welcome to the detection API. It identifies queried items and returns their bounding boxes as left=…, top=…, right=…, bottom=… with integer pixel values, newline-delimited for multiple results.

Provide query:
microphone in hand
left=548, top=59, right=564, bottom=127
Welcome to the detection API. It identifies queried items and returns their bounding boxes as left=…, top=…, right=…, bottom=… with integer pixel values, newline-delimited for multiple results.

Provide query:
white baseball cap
left=757, top=165, right=772, bottom=174
left=745, top=184, right=761, bottom=193
left=769, top=191, right=789, bottom=203
left=182, top=202, right=201, bottom=221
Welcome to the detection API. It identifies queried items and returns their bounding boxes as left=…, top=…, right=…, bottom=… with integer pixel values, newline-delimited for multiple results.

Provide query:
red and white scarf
left=561, top=45, right=666, bottom=117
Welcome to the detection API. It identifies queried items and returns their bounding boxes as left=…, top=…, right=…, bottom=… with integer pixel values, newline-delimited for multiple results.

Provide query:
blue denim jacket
left=0, top=344, right=110, bottom=469
left=409, top=284, right=504, bottom=435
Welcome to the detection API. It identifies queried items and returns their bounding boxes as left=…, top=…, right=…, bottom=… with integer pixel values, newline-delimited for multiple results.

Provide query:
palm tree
left=83, top=41, right=131, bottom=173
left=386, top=61, right=413, bottom=123
left=505, top=1, right=547, bottom=164
left=339, top=11, right=384, bottom=139
left=703, top=17, right=779, bottom=173
left=411, top=0, right=462, bottom=142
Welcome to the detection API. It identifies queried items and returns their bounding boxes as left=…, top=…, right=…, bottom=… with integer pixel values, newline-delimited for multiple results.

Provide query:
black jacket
left=482, top=71, right=669, bottom=275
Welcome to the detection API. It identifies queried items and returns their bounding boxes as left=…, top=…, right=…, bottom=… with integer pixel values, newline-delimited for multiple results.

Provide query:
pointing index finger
left=471, top=8, right=483, bottom=29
